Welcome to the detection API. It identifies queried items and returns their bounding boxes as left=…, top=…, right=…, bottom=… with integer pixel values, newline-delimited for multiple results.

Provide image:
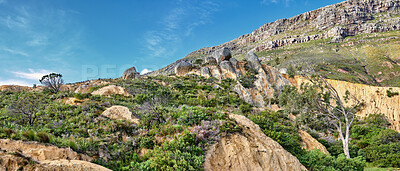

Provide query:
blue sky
left=0, top=0, right=343, bottom=86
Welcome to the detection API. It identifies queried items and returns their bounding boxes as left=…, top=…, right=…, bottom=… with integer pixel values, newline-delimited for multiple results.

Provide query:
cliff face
left=182, top=0, right=400, bottom=58
left=294, top=76, right=400, bottom=132
left=204, top=114, right=306, bottom=171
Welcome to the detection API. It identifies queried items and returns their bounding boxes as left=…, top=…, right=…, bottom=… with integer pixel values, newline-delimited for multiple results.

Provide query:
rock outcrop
left=204, top=114, right=306, bottom=171
left=122, top=66, right=140, bottom=80
left=101, top=106, right=140, bottom=124
left=212, top=47, right=232, bottom=63
left=0, top=139, right=110, bottom=171
left=91, top=85, right=131, bottom=96
left=74, top=80, right=110, bottom=94
left=175, top=61, right=193, bottom=76
left=299, top=130, right=329, bottom=154
left=295, top=76, right=400, bottom=132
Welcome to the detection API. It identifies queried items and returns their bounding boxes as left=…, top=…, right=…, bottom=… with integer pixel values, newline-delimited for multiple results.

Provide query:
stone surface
left=175, top=61, right=193, bottom=76
left=295, top=76, right=400, bottom=132
left=74, top=80, right=110, bottom=94
left=201, top=67, right=212, bottom=78
left=101, top=106, right=140, bottom=124
left=246, top=51, right=263, bottom=71
left=299, top=130, right=329, bottom=154
left=91, top=85, right=131, bottom=96
left=204, top=114, right=306, bottom=171
left=212, top=47, right=232, bottom=63
left=122, top=66, right=140, bottom=80
left=205, top=57, right=218, bottom=65
left=219, top=61, right=237, bottom=79
left=0, top=139, right=110, bottom=171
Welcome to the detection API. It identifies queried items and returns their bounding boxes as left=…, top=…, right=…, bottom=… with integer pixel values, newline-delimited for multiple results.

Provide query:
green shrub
left=36, top=132, right=50, bottom=143
left=140, top=136, right=155, bottom=149
left=22, top=130, right=36, bottom=141
left=239, top=104, right=252, bottom=113
left=386, top=89, right=399, bottom=97
left=300, top=150, right=365, bottom=171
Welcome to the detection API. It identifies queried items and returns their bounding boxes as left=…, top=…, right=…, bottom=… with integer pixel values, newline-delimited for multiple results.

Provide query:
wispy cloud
left=144, top=0, right=219, bottom=58
left=2, top=47, right=29, bottom=56
left=261, top=0, right=293, bottom=6
left=11, top=69, right=53, bottom=80
left=0, top=79, right=31, bottom=86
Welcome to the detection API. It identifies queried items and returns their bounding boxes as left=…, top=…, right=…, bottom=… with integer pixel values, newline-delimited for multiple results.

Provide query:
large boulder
left=91, top=85, right=131, bottom=96
left=175, top=61, right=193, bottom=76
left=219, top=61, right=237, bottom=79
left=201, top=67, right=212, bottom=78
left=212, top=47, right=232, bottom=63
left=101, top=106, right=140, bottom=124
left=122, top=66, right=140, bottom=80
left=204, top=114, right=306, bottom=171
left=204, top=57, right=218, bottom=65
left=246, top=51, right=263, bottom=71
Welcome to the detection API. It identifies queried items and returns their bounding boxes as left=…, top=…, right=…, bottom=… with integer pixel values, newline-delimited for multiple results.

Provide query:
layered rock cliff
left=294, top=76, right=400, bottom=132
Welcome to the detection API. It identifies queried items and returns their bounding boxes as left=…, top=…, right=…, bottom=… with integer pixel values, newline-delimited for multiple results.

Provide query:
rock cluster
left=174, top=48, right=290, bottom=107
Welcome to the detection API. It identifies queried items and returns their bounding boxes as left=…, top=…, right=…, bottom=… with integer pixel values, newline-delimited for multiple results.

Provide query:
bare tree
left=39, top=73, right=63, bottom=93
left=8, top=93, right=46, bottom=126
left=305, top=75, right=362, bottom=158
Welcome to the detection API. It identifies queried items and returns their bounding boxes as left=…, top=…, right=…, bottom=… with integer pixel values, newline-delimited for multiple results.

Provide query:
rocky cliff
left=294, top=76, right=400, bottom=132
left=204, top=114, right=306, bottom=171
left=151, top=0, right=400, bottom=76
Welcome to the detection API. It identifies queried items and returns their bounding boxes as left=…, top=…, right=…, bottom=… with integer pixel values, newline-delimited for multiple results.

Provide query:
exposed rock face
left=175, top=61, right=193, bottom=76
left=201, top=67, right=212, bottom=78
left=0, top=139, right=110, bottom=170
left=101, top=106, right=140, bottom=124
left=91, top=85, right=131, bottom=96
left=299, top=130, right=329, bottom=154
left=205, top=57, right=218, bottom=65
left=295, top=76, right=400, bottom=132
left=212, top=47, right=232, bottom=63
left=246, top=51, right=263, bottom=71
left=74, top=80, right=110, bottom=94
left=219, top=61, right=237, bottom=79
left=122, top=66, right=140, bottom=80
left=204, top=114, right=306, bottom=171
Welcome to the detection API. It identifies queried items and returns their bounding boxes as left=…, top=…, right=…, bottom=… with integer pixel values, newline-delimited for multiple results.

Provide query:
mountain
left=152, top=0, right=400, bottom=87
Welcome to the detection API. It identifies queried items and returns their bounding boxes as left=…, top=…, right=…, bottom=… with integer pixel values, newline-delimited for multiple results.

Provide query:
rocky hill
left=151, top=0, right=400, bottom=87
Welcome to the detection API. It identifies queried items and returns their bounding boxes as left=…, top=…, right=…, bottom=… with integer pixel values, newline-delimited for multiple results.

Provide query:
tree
left=279, top=75, right=362, bottom=158
left=8, top=93, right=46, bottom=126
left=39, top=73, right=63, bottom=93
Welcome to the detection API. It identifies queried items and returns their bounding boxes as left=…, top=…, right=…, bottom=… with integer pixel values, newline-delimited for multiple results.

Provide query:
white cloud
left=140, top=68, right=152, bottom=75
left=26, top=34, right=48, bottom=46
left=2, top=48, right=29, bottom=56
left=0, top=79, right=31, bottom=86
left=11, top=69, right=53, bottom=80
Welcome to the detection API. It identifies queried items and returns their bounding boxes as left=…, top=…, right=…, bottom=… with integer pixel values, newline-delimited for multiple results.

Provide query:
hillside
left=1, top=0, right=400, bottom=170
left=151, top=0, right=400, bottom=87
